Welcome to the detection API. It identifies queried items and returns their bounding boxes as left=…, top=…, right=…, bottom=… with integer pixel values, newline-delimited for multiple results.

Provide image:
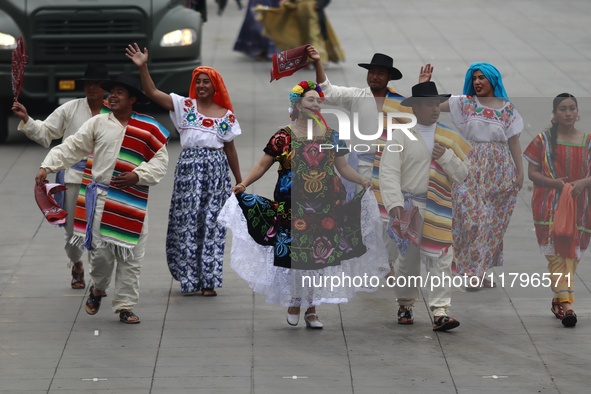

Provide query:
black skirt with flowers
left=236, top=127, right=367, bottom=270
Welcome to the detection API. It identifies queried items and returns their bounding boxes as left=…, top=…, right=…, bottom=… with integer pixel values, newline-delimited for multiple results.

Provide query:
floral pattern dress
left=166, top=93, right=241, bottom=294
left=218, top=127, right=389, bottom=308
left=448, top=95, right=523, bottom=278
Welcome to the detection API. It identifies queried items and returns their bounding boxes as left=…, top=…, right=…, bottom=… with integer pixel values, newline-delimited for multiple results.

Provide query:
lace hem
left=218, top=192, right=389, bottom=309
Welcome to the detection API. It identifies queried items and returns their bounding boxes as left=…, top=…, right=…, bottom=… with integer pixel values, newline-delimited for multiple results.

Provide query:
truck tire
left=0, top=101, right=8, bottom=144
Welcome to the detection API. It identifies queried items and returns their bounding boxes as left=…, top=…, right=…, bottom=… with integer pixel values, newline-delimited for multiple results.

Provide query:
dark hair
left=548, top=93, right=578, bottom=162
left=290, top=82, right=323, bottom=120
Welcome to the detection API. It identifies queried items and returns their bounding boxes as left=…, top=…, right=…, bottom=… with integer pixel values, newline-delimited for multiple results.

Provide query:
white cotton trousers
left=64, top=183, right=85, bottom=265
left=393, top=204, right=453, bottom=317
left=87, top=192, right=148, bottom=313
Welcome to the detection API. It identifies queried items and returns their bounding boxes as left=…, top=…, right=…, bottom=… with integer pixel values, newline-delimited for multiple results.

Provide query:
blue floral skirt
left=166, top=148, right=231, bottom=293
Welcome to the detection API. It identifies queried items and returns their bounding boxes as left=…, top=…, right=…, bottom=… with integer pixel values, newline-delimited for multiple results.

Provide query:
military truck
left=0, top=0, right=203, bottom=143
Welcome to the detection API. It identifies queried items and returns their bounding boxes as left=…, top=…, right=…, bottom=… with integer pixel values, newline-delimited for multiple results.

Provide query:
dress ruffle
left=218, top=190, right=389, bottom=310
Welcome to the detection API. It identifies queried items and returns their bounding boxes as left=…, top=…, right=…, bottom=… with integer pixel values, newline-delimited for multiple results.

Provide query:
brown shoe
left=433, top=315, right=460, bottom=331
left=397, top=306, right=414, bottom=324
left=71, top=262, right=85, bottom=289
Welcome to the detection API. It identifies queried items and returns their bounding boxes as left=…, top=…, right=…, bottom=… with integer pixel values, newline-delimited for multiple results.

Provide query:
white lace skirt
left=218, top=190, right=390, bottom=310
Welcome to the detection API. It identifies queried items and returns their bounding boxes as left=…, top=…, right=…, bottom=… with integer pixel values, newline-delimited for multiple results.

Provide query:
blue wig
left=462, top=62, right=509, bottom=100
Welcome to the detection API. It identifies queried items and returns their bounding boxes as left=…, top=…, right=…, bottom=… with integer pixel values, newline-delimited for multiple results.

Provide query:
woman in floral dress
left=524, top=93, right=591, bottom=327
left=218, top=80, right=388, bottom=329
left=435, top=62, right=524, bottom=289
left=127, top=44, right=242, bottom=296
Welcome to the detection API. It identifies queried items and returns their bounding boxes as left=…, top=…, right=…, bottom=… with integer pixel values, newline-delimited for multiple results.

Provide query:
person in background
left=12, top=63, right=110, bottom=290
left=233, top=0, right=280, bottom=60
left=523, top=93, right=591, bottom=328
left=256, top=0, right=344, bottom=65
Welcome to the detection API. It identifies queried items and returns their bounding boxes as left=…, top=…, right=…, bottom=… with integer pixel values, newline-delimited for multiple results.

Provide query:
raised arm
left=308, top=45, right=326, bottom=84
left=126, top=43, right=174, bottom=111
left=13, top=101, right=69, bottom=148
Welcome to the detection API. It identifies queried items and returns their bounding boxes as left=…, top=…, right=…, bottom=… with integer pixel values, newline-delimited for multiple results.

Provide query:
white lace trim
left=218, top=192, right=390, bottom=310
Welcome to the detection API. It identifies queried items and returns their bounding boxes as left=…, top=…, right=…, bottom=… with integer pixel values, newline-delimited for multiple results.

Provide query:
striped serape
left=421, top=123, right=471, bottom=257
left=73, top=113, right=169, bottom=250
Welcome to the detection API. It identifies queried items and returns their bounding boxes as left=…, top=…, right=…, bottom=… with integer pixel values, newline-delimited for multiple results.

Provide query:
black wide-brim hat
left=100, top=73, right=149, bottom=104
left=400, top=81, right=451, bottom=107
left=358, top=53, right=403, bottom=81
left=78, top=63, right=109, bottom=81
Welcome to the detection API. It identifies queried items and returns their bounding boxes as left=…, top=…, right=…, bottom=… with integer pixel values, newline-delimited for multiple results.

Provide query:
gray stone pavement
left=1, top=0, right=591, bottom=392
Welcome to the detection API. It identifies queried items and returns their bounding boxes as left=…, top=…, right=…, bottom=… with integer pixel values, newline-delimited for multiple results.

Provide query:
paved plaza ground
left=1, top=1, right=591, bottom=392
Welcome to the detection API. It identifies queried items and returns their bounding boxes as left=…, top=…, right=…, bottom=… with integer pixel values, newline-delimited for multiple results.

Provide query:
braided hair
left=548, top=93, right=578, bottom=163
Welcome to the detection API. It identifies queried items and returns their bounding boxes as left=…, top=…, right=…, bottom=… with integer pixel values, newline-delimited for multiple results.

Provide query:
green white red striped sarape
left=73, top=112, right=169, bottom=251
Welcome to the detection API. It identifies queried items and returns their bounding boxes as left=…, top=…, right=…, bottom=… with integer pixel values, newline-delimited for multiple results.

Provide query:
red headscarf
left=189, top=66, right=234, bottom=112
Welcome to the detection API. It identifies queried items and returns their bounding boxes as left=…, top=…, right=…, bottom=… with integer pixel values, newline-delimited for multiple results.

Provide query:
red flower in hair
left=300, top=81, right=309, bottom=90
left=318, top=91, right=325, bottom=98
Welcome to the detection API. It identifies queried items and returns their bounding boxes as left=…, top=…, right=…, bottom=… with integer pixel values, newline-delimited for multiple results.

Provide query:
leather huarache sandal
left=84, top=285, right=105, bottom=315
left=201, top=288, right=217, bottom=297
left=71, top=261, right=85, bottom=289
left=432, top=315, right=460, bottom=332
left=397, top=306, right=414, bottom=325
left=119, top=310, right=141, bottom=324
left=551, top=301, right=565, bottom=320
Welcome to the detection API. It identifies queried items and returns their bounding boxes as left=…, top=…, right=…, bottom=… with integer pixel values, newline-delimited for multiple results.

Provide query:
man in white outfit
left=12, top=63, right=109, bottom=290
left=380, top=82, right=471, bottom=331
left=308, top=46, right=429, bottom=276
left=35, top=74, right=169, bottom=324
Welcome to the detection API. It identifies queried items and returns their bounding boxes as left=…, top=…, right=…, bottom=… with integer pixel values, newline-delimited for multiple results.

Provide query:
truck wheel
left=0, top=101, right=8, bottom=144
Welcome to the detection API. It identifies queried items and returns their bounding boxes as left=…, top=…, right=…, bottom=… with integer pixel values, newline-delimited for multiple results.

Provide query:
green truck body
left=0, top=0, right=202, bottom=142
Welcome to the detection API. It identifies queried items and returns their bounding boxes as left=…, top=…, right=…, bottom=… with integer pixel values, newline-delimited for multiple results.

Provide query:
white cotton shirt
left=169, top=93, right=241, bottom=149
left=380, top=126, right=469, bottom=212
left=416, top=123, right=436, bottom=153
left=41, top=112, right=169, bottom=188
left=448, top=95, right=523, bottom=142
left=19, top=98, right=98, bottom=183
left=318, top=77, right=380, bottom=162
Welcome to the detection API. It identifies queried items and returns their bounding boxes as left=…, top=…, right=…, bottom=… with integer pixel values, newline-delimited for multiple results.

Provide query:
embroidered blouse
left=448, top=95, right=523, bottom=143
left=170, top=93, right=241, bottom=149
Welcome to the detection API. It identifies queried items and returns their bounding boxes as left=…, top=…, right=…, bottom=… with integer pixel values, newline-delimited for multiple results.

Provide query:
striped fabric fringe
left=420, top=123, right=471, bottom=258
left=371, top=88, right=412, bottom=219
left=72, top=113, right=169, bottom=253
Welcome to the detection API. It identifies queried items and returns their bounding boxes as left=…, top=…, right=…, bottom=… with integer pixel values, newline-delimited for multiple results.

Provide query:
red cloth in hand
left=388, top=206, right=421, bottom=254
left=35, top=183, right=68, bottom=225
left=551, top=183, right=578, bottom=258
left=270, top=45, right=310, bottom=82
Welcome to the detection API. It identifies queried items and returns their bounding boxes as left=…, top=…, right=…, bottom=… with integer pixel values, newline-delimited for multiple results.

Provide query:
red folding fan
left=11, top=36, right=28, bottom=102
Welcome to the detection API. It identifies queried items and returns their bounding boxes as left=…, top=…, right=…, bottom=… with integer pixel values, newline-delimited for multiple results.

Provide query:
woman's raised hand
left=307, top=45, right=321, bottom=63
left=419, top=64, right=433, bottom=83
left=125, top=43, right=149, bottom=68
